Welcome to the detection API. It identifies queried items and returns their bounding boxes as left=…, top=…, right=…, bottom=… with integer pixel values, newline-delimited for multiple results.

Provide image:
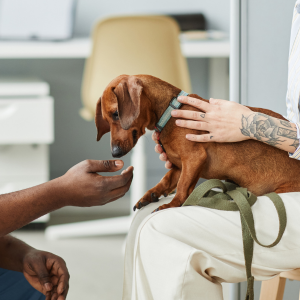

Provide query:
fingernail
left=176, top=120, right=181, bottom=125
left=115, top=160, right=123, bottom=167
left=186, top=134, right=191, bottom=139
left=172, top=110, right=177, bottom=116
left=178, top=96, right=183, bottom=101
left=121, top=170, right=125, bottom=175
left=44, top=283, right=52, bottom=291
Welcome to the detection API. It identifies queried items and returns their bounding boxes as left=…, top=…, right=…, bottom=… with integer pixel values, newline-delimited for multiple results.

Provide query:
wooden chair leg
left=259, top=276, right=286, bottom=300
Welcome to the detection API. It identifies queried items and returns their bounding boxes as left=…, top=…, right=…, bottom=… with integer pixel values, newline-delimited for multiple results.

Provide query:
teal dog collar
left=155, top=90, right=189, bottom=133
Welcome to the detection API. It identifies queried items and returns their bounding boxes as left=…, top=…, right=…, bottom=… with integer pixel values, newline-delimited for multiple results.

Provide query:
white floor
left=12, top=231, right=126, bottom=300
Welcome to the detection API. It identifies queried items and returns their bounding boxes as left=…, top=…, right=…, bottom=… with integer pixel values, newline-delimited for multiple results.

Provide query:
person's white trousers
left=122, top=193, right=300, bottom=300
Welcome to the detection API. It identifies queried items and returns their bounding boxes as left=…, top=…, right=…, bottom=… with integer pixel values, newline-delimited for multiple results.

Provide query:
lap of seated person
left=123, top=193, right=300, bottom=300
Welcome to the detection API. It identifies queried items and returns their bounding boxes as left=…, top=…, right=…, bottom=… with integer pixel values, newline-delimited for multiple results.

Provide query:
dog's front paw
left=133, top=191, right=161, bottom=211
left=151, top=198, right=183, bottom=213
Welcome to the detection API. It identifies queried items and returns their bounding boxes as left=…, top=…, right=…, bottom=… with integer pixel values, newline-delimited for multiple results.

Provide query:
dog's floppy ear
left=113, top=76, right=143, bottom=130
left=95, top=97, right=110, bottom=141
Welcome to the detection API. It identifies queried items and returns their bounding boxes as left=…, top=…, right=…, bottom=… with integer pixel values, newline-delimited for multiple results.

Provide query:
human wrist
left=47, top=176, right=71, bottom=208
left=0, top=236, right=34, bottom=272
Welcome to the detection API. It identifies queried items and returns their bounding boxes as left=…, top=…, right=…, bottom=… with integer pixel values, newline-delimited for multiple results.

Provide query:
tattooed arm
left=240, top=113, right=299, bottom=153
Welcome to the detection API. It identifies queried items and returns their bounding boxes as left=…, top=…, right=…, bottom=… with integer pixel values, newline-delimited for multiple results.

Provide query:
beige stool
left=259, top=269, right=300, bottom=300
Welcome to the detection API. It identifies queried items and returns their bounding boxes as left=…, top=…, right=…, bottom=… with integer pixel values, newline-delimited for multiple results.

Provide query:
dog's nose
left=111, top=145, right=123, bottom=158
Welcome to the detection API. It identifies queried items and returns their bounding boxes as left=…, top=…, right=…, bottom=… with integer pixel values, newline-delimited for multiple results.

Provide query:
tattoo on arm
left=290, top=140, right=300, bottom=149
left=240, top=113, right=299, bottom=150
left=277, top=127, right=297, bottom=139
left=280, top=120, right=292, bottom=128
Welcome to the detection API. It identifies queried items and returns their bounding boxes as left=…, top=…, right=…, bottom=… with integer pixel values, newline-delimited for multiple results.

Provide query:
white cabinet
left=0, top=80, right=54, bottom=224
left=0, top=98, right=54, bottom=144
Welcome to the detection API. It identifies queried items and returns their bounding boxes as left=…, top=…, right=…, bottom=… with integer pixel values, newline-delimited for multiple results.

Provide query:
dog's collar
left=155, top=90, right=189, bottom=133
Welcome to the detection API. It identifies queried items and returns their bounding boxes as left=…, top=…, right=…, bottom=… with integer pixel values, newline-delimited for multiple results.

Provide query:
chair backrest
left=80, top=15, right=191, bottom=120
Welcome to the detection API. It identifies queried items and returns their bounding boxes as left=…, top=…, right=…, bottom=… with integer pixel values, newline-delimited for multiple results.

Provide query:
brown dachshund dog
left=95, top=74, right=300, bottom=212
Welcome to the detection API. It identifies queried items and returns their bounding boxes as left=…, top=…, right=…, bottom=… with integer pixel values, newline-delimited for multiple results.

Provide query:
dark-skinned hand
left=23, top=249, right=69, bottom=300
left=57, top=160, right=134, bottom=207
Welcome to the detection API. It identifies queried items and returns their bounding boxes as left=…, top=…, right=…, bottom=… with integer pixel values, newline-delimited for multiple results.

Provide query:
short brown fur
left=96, top=75, right=300, bottom=211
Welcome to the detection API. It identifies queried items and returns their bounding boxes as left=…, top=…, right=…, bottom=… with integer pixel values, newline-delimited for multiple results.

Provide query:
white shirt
left=287, top=0, right=300, bottom=159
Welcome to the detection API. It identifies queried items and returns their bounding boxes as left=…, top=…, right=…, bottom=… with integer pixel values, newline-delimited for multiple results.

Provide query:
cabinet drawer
left=0, top=144, right=48, bottom=177
left=0, top=97, right=54, bottom=144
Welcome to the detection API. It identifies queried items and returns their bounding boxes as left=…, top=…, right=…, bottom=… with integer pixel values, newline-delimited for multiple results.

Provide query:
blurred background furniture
left=259, top=269, right=300, bottom=300
left=0, top=79, right=54, bottom=223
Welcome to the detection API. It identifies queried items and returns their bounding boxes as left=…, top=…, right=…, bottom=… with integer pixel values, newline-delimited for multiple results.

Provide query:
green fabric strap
left=182, top=179, right=287, bottom=300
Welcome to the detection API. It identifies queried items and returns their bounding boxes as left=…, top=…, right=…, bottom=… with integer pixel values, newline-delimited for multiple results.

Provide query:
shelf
left=0, top=38, right=230, bottom=59
left=0, top=38, right=91, bottom=59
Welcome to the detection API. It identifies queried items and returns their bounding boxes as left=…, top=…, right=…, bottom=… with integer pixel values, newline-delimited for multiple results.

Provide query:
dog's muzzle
left=111, top=145, right=123, bottom=158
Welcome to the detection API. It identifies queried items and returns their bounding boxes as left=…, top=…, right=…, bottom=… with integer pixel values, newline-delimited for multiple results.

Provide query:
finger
left=31, top=258, right=53, bottom=292
left=51, top=265, right=69, bottom=296
left=46, top=291, right=52, bottom=300
left=165, top=161, right=173, bottom=169
left=171, top=109, right=207, bottom=121
left=58, top=286, right=69, bottom=300
left=111, top=172, right=133, bottom=195
left=51, top=290, right=58, bottom=300
left=175, top=119, right=210, bottom=131
left=107, top=173, right=133, bottom=203
left=155, top=144, right=164, bottom=154
left=103, top=166, right=133, bottom=190
left=186, top=133, right=214, bottom=142
left=85, top=160, right=124, bottom=173
left=57, top=275, right=67, bottom=295
left=177, top=96, right=212, bottom=111
left=152, top=131, right=159, bottom=143
left=159, top=153, right=168, bottom=161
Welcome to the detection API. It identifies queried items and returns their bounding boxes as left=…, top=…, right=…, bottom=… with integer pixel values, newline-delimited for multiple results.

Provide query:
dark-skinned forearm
left=0, top=235, right=33, bottom=272
left=0, top=178, right=65, bottom=237
left=240, top=112, right=299, bottom=153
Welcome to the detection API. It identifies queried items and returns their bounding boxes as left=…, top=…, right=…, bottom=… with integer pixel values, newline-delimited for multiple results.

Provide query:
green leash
left=182, top=179, right=287, bottom=300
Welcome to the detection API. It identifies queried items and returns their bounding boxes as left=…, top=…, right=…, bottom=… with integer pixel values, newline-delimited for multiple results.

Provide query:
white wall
left=245, top=0, right=295, bottom=116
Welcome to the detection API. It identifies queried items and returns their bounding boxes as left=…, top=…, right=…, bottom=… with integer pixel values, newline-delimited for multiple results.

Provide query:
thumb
left=32, top=260, right=53, bottom=292
left=85, top=160, right=124, bottom=173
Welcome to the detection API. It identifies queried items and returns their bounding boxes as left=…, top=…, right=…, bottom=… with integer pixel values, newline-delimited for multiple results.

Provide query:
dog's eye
left=112, top=111, right=119, bottom=121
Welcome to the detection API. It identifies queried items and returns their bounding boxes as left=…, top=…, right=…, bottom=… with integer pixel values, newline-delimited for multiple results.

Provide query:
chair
left=46, top=15, right=191, bottom=239
left=259, top=269, right=300, bottom=300
left=80, top=15, right=191, bottom=120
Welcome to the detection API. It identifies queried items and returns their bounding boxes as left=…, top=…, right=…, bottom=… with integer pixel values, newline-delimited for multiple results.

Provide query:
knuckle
left=84, top=159, right=92, bottom=167
left=204, top=135, right=211, bottom=142
left=97, top=177, right=106, bottom=189
left=101, top=160, right=111, bottom=170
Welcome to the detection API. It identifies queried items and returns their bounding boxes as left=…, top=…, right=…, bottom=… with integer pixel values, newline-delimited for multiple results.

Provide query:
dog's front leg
left=154, top=153, right=207, bottom=212
left=133, top=167, right=181, bottom=211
